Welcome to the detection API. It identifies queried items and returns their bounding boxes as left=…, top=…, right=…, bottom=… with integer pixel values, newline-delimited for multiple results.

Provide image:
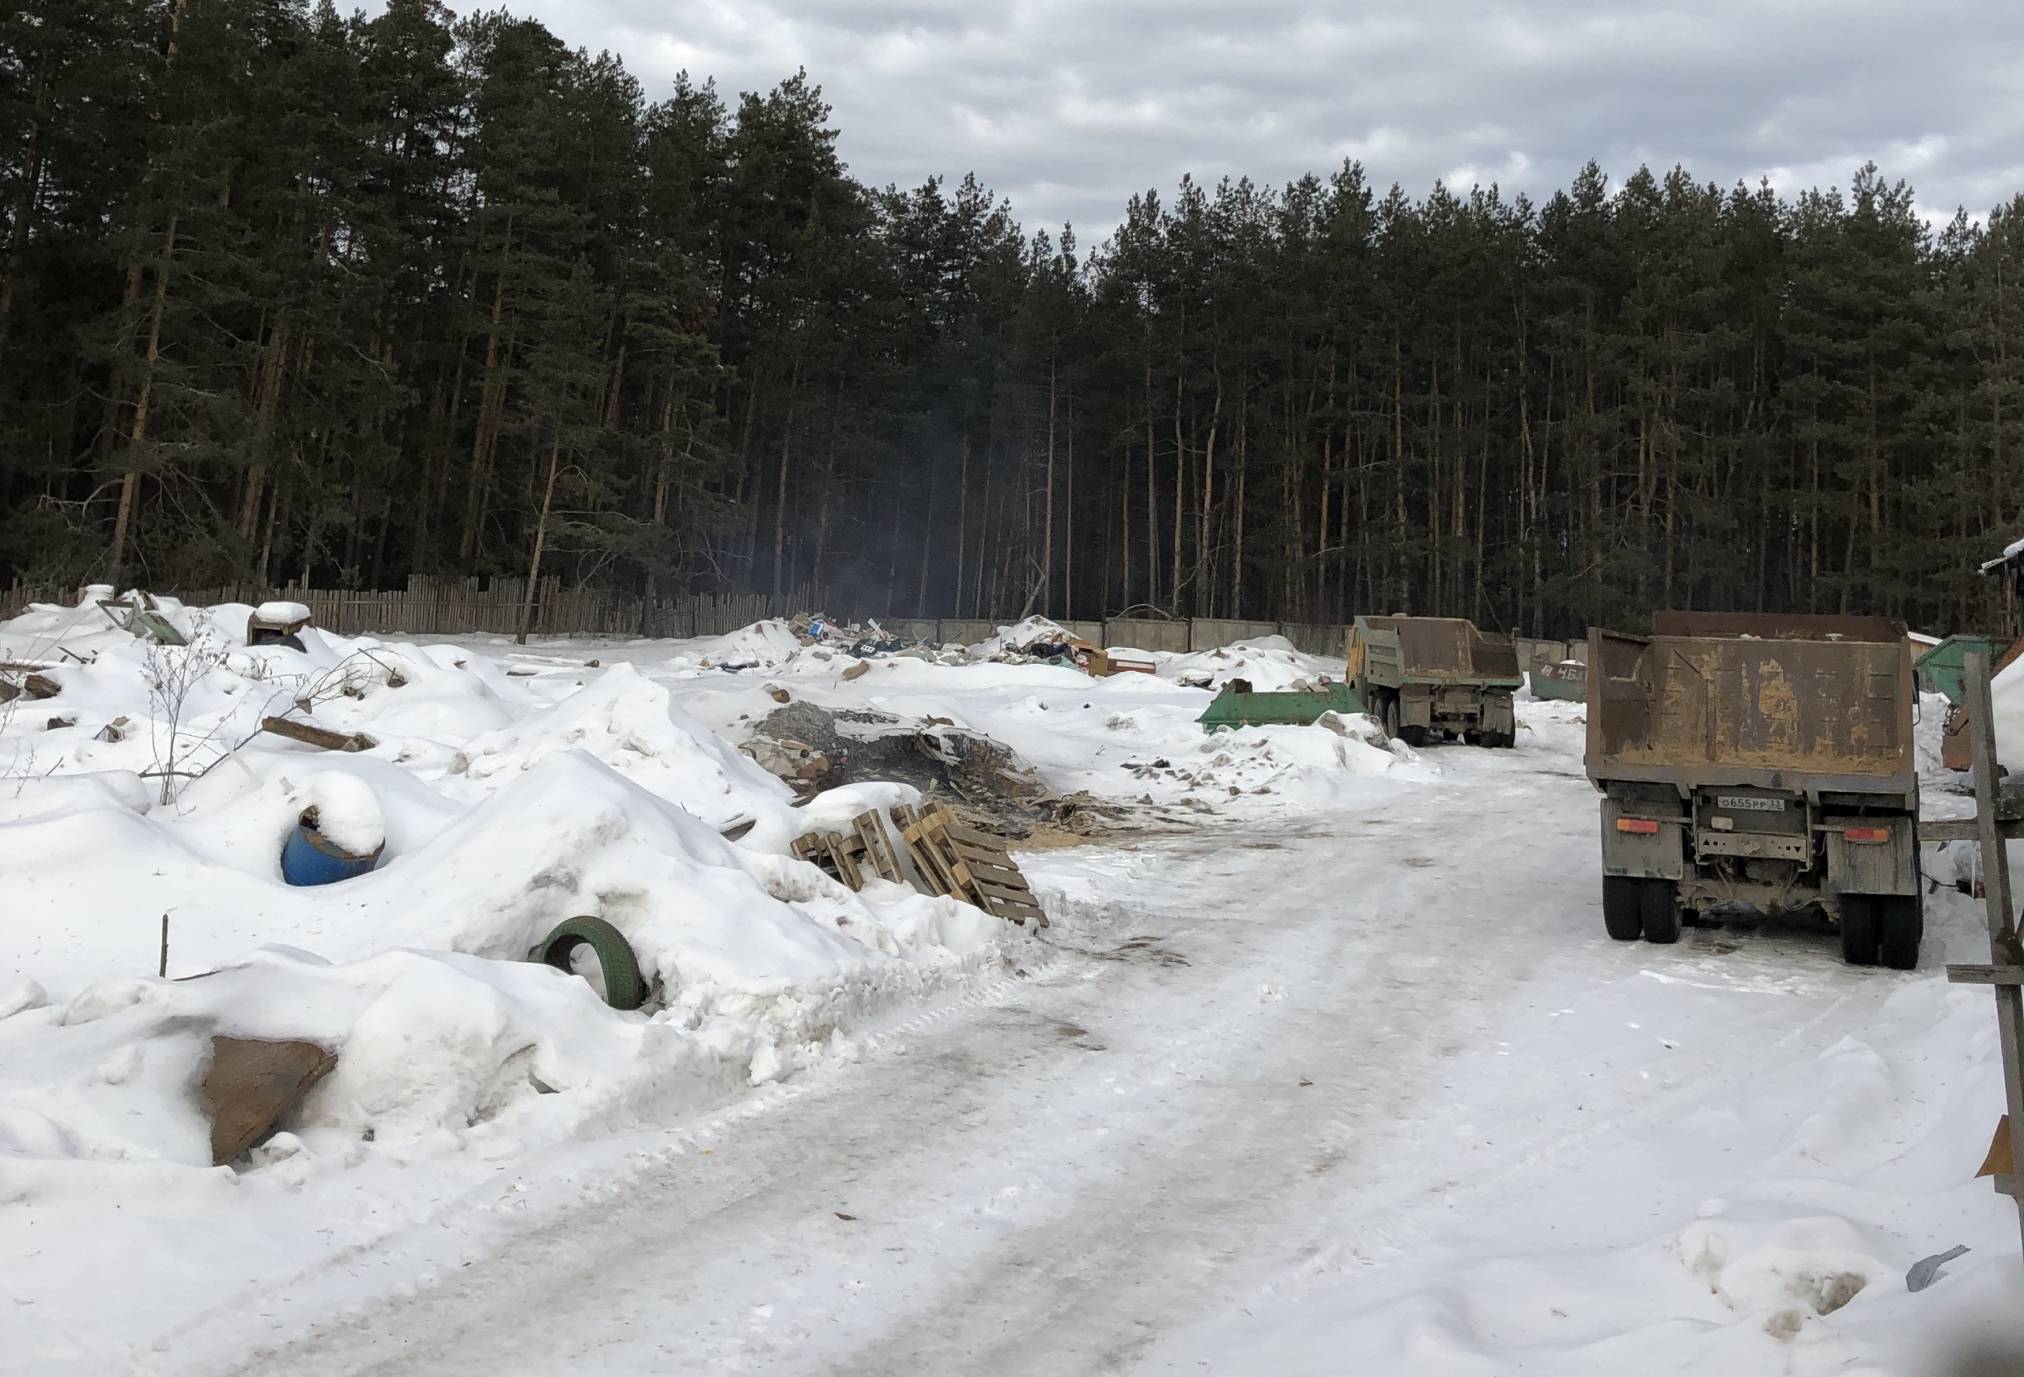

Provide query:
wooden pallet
left=792, top=810, right=910, bottom=892
left=895, top=802, right=1049, bottom=927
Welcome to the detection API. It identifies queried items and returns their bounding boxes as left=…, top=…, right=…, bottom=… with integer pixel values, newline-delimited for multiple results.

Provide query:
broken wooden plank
left=1925, top=817, right=2024, bottom=843
left=260, top=716, right=376, bottom=752
left=1981, top=1116, right=2014, bottom=1179
left=203, top=1035, right=336, bottom=1165
left=1949, top=965, right=2024, bottom=987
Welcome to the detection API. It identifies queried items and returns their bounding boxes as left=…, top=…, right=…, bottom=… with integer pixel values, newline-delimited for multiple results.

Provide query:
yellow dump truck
left=1585, top=612, right=1921, bottom=968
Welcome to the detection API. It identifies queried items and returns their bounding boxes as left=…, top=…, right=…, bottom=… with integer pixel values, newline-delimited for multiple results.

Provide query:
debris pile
left=740, top=701, right=1051, bottom=826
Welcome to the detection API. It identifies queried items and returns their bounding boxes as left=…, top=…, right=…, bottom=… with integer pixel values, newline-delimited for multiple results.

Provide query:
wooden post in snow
left=1958, top=650, right=2024, bottom=1254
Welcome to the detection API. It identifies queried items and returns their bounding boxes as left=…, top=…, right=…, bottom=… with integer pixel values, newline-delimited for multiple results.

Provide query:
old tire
left=538, top=916, right=647, bottom=1011
left=1839, top=895, right=1880, bottom=967
left=1641, top=880, right=1682, bottom=944
left=1879, top=895, right=1923, bottom=971
left=1602, top=876, right=1645, bottom=941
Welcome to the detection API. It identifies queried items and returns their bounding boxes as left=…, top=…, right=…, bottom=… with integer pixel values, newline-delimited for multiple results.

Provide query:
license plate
left=1718, top=796, right=1786, bottom=812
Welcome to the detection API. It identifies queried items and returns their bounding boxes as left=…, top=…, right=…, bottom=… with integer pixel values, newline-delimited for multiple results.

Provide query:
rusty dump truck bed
left=1356, top=616, right=1523, bottom=685
left=1585, top=612, right=1916, bottom=799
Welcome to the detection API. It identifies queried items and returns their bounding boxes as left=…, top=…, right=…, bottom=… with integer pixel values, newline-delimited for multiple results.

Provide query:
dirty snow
left=0, top=598, right=2018, bottom=1374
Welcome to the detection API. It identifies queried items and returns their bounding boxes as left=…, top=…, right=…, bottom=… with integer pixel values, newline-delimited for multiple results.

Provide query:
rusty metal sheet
left=1587, top=622, right=1914, bottom=792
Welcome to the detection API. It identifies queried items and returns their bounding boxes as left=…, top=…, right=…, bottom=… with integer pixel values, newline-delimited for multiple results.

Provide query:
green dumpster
left=1197, top=681, right=1363, bottom=734
left=1916, top=635, right=2004, bottom=706
left=1529, top=659, right=1587, bottom=703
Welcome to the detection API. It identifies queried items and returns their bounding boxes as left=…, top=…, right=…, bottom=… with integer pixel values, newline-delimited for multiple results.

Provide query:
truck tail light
left=1616, top=818, right=1661, bottom=835
left=1842, top=826, right=1890, bottom=845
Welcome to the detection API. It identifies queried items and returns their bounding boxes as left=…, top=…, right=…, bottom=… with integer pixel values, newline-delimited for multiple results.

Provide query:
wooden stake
left=158, top=912, right=169, bottom=979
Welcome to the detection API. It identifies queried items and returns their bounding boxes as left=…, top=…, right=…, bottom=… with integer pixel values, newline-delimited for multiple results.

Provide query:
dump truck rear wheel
left=1839, top=895, right=1880, bottom=966
left=1878, top=896, right=1923, bottom=970
left=1602, top=876, right=1645, bottom=941
left=1381, top=694, right=1400, bottom=740
left=1640, top=881, right=1682, bottom=944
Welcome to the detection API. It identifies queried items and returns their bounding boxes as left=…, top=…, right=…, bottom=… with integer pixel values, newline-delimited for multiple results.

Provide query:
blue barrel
left=280, top=818, right=383, bottom=886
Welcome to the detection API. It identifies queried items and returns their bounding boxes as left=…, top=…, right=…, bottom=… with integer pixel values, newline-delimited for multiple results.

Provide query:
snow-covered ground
left=1, top=597, right=2019, bottom=1375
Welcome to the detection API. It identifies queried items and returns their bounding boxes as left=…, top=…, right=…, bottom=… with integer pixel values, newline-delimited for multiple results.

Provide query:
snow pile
left=441, top=664, right=792, bottom=830
left=0, top=601, right=1034, bottom=1203
left=295, top=771, right=385, bottom=855
left=1158, top=636, right=1342, bottom=692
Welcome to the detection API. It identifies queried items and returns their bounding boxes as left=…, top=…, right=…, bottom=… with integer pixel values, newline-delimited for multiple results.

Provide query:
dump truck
left=1585, top=612, right=1921, bottom=968
left=1348, top=615, right=1521, bottom=747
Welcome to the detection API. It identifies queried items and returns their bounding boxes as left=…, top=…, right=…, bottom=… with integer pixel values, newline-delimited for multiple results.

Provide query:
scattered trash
left=740, top=733, right=841, bottom=795
left=841, top=661, right=872, bottom=682
left=0, top=669, right=60, bottom=703
left=1906, top=1244, right=1970, bottom=1292
left=95, top=592, right=188, bottom=646
left=202, top=1034, right=337, bottom=1165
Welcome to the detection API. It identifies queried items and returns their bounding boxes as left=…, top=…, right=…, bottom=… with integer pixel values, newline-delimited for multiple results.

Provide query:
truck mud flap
left=1825, top=820, right=1917, bottom=897
left=1601, top=799, right=1685, bottom=881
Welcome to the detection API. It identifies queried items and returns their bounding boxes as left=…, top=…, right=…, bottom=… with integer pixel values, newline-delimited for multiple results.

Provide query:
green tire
left=539, top=916, right=647, bottom=1011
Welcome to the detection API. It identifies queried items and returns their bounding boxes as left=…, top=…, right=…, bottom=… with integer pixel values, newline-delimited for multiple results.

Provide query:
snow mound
left=443, top=664, right=791, bottom=828
left=1161, top=637, right=1340, bottom=691
left=295, top=772, right=385, bottom=855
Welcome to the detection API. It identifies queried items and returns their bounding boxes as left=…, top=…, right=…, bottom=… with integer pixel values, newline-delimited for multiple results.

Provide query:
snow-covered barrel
left=280, top=775, right=385, bottom=886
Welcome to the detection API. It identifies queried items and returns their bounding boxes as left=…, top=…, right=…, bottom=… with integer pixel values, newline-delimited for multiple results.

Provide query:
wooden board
left=260, top=716, right=376, bottom=752
left=853, top=811, right=906, bottom=885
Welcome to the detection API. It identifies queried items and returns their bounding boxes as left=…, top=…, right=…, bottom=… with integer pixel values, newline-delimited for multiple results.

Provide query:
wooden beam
left=1964, top=648, right=2024, bottom=1256
left=259, top=716, right=376, bottom=753
left=1924, top=817, right=2024, bottom=844
left=1947, top=965, right=2024, bottom=987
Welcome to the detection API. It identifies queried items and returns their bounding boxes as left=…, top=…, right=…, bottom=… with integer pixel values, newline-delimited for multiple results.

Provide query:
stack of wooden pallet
left=790, top=801, right=1048, bottom=928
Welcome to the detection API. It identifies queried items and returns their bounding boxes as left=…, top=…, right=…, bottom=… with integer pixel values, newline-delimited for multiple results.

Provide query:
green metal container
left=1916, top=635, right=2005, bottom=706
left=1196, top=681, right=1363, bottom=733
left=1529, top=660, right=1587, bottom=703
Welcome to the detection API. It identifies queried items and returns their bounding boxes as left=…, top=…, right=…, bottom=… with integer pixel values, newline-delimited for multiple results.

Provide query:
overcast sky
left=490, top=0, right=2024, bottom=237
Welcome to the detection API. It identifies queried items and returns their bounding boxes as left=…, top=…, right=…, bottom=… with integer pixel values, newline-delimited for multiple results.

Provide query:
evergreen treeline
left=5, top=0, right=2023, bottom=636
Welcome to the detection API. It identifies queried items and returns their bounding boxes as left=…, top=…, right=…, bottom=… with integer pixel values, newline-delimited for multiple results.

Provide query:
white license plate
left=1718, top=796, right=1786, bottom=812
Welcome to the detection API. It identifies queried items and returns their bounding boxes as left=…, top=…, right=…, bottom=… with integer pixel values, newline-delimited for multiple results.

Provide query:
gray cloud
left=486, top=0, right=2024, bottom=234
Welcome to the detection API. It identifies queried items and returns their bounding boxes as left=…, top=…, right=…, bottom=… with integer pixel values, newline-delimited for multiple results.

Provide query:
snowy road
left=181, top=744, right=2019, bottom=1377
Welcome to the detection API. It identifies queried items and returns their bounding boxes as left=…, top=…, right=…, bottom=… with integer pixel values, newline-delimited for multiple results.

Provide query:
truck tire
left=1839, top=895, right=1880, bottom=967
left=1878, top=895, right=1923, bottom=971
left=1602, top=876, right=1645, bottom=941
left=1640, top=880, right=1682, bottom=944
left=538, top=915, right=648, bottom=1010
left=1381, top=694, right=1401, bottom=740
